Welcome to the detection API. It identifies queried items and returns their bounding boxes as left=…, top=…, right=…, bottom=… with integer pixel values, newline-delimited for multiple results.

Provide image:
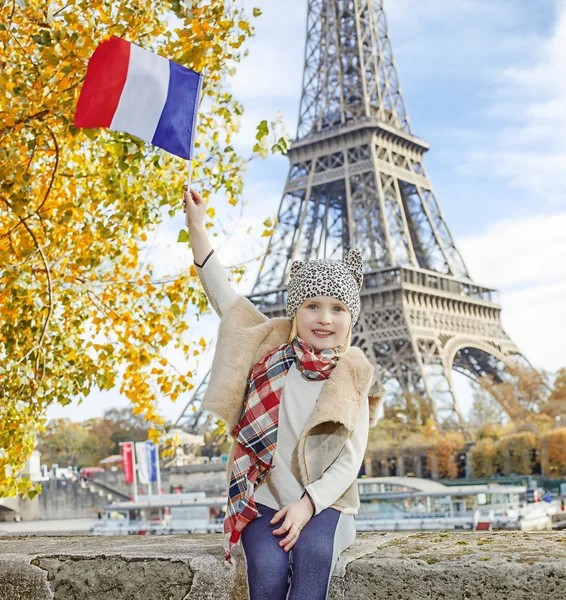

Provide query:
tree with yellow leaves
left=0, top=0, right=289, bottom=497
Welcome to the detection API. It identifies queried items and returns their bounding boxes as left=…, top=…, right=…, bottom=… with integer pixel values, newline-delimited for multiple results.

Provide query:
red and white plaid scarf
left=223, top=335, right=339, bottom=564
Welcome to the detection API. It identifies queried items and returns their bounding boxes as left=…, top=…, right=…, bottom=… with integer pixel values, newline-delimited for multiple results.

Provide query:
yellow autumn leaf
left=148, top=429, right=161, bottom=442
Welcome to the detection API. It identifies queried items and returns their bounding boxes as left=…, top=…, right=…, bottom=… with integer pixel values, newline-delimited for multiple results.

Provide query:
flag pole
left=185, top=71, right=204, bottom=194
left=156, top=444, right=162, bottom=495
left=186, top=160, right=193, bottom=190
left=132, top=442, right=139, bottom=502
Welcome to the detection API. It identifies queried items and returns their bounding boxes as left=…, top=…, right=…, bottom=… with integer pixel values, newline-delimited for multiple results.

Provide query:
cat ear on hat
left=290, top=259, right=304, bottom=280
left=344, top=249, right=363, bottom=290
left=344, top=248, right=363, bottom=271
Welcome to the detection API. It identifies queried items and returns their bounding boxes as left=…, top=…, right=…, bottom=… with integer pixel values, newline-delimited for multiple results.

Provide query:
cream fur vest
left=200, top=295, right=385, bottom=514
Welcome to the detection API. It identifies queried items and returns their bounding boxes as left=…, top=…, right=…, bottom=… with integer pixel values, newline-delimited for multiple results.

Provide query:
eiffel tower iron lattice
left=176, top=0, right=524, bottom=437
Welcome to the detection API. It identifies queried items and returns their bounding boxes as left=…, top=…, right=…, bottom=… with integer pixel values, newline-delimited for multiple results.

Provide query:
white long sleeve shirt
left=194, top=249, right=369, bottom=515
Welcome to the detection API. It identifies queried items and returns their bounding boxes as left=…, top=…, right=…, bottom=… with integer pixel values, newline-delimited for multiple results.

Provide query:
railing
left=364, top=266, right=499, bottom=304
left=246, top=264, right=499, bottom=312
left=355, top=511, right=475, bottom=520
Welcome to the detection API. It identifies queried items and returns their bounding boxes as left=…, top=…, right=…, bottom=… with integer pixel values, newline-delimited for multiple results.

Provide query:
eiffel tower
left=176, top=0, right=524, bottom=437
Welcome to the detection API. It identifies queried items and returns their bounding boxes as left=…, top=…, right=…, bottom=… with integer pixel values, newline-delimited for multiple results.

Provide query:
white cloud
left=225, top=0, right=305, bottom=155
left=501, top=281, right=566, bottom=371
left=461, top=1, right=566, bottom=203
left=460, top=212, right=566, bottom=371
left=459, top=212, right=566, bottom=290
left=384, top=0, right=544, bottom=81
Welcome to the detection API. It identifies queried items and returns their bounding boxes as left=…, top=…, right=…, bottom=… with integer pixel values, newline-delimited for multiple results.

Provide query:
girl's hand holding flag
left=183, top=187, right=207, bottom=230
left=183, top=187, right=213, bottom=268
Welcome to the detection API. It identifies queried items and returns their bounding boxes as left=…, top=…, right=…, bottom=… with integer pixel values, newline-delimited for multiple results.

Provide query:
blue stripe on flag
left=152, top=61, right=201, bottom=160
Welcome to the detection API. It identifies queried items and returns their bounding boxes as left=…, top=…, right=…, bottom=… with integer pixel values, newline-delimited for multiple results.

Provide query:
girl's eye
left=307, top=304, right=343, bottom=311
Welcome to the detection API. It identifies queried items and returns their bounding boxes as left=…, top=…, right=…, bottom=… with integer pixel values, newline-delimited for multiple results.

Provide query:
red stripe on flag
left=74, top=36, right=131, bottom=128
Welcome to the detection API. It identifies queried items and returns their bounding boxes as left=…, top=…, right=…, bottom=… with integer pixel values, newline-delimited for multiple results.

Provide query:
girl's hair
left=287, top=308, right=353, bottom=357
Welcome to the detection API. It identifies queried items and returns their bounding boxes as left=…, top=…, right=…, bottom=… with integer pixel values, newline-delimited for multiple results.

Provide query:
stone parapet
left=0, top=531, right=565, bottom=599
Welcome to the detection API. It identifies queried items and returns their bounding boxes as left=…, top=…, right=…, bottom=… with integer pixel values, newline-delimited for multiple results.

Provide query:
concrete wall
left=90, top=469, right=172, bottom=497
left=89, top=470, right=134, bottom=497
left=38, top=478, right=112, bottom=520
left=168, top=464, right=225, bottom=495
left=0, top=531, right=564, bottom=599
left=0, top=496, right=38, bottom=522
left=91, top=466, right=225, bottom=496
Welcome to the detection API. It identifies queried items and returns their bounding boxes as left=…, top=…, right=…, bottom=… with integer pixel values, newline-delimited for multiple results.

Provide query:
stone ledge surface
left=0, top=531, right=565, bottom=599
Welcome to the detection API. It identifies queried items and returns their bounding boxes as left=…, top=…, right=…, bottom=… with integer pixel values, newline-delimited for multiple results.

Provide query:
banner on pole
left=135, top=441, right=150, bottom=485
left=146, top=441, right=159, bottom=483
left=120, top=442, right=134, bottom=484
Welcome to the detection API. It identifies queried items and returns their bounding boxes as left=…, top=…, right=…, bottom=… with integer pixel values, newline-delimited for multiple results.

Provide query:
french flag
left=74, top=36, right=202, bottom=161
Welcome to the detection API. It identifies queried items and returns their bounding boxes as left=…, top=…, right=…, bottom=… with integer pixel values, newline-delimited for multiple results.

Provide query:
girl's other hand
left=183, top=186, right=207, bottom=230
left=270, top=496, right=314, bottom=552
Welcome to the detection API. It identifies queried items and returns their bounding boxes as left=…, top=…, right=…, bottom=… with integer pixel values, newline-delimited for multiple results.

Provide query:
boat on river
left=91, top=492, right=225, bottom=535
left=356, top=476, right=557, bottom=531
left=92, top=477, right=559, bottom=535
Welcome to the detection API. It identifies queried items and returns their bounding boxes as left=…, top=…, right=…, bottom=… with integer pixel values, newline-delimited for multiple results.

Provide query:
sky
left=47, top=0, right=566, bottom=426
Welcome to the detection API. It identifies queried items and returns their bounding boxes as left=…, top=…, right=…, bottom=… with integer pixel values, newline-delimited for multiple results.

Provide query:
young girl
left=183, top=188, right=384, bottom=600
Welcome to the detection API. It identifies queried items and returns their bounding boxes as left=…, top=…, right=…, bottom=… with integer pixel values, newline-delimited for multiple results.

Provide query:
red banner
left=120, top=442, right=134, bottom=484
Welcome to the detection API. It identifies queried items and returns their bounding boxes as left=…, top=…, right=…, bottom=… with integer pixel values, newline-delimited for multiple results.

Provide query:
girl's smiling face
left=296, top=295, right=352, bottom=353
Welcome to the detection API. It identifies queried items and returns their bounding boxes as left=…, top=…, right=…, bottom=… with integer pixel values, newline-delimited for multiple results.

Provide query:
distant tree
left=541, top=427, right=566, bottom=478
left=383, top=391, right=434, bottom=427
left=470, top=438, right=498, bottom=478
left=426, top=432, right=465, bottom=479
left=39, top=408, right=155, bottom=466
left=468, top=387, right=508, bottom=428
left=83, top=407, right=150, bottom=461
left=476, top=364, right=549, bottom=421
left=37, top=418, right=98, bottom=468
left=367, top=416, right=424, bottom=451
left=539, top=368, right=566, bottom=424
left=367, top=366, right=566, bottom=479
left=496, top=431, right=538, bottom=476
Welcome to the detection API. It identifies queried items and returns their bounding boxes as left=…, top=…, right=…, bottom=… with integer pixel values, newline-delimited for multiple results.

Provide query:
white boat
left=92, top=477, right=557, bottom=536
left=91, top=492, right=227, bottom=536
left=356, top=476, right=556, bottom=531
left=475, top=500, right=556, bottom=531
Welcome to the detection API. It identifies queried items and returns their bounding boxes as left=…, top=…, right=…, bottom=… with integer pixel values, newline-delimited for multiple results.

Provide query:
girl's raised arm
left=184, top=187, right=237, bottom=318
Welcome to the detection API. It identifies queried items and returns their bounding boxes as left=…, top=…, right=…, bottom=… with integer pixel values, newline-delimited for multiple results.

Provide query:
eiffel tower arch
left=177, top=0, right=524, bottom=436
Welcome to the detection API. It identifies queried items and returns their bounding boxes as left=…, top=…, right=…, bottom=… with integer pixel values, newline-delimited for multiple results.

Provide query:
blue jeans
left=240, top=502, right=354, bottom=600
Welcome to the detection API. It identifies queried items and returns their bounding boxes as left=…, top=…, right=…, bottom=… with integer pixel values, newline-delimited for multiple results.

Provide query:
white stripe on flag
left=110, top=43, right=170, bottom=143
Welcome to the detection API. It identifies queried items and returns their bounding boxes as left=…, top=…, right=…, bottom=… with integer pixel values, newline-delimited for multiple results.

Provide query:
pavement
left=0, top=518, right=96, bottom=536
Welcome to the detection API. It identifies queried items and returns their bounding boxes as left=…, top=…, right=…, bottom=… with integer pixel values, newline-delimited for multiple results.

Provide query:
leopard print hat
left=285, top=249, right=364, bottom=326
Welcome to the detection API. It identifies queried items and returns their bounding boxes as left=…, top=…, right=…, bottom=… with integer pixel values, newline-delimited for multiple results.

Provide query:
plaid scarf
left=223, top=335, right=339, bottom=564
